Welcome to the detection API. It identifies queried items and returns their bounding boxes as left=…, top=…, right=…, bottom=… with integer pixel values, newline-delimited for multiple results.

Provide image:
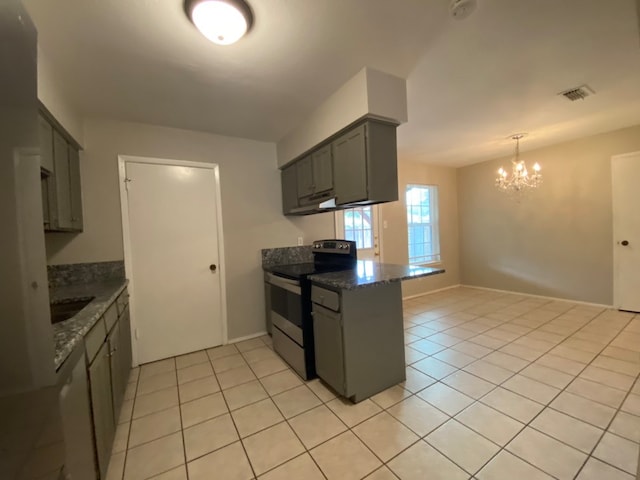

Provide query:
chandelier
left=496, top=134, right=542, bottom=193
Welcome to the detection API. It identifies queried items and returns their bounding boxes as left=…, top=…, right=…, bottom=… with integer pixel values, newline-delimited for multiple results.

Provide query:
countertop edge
left=53, top=279, right=128, bottom=370
left=310, top=267, right=445, bottom=290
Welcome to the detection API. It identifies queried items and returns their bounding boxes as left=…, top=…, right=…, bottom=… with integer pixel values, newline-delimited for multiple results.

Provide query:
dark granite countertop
left=52, top=279, right=128, bottom=370
left=309, top=261, right=445, bottom=290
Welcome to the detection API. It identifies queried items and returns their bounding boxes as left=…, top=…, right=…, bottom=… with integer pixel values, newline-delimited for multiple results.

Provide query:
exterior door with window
left=335, top=205, right=380, bottom=261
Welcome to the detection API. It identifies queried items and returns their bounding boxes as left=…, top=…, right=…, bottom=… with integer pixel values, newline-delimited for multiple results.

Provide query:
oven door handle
left=266, top=273, right=302, bottom=295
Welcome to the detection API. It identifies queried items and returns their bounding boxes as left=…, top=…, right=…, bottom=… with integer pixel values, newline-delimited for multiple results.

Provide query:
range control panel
left=312, top=239, right=356, bottom=254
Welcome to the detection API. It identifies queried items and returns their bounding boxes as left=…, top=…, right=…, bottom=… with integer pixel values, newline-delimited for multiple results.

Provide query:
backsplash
left=47, top=261, right=126, bottom=288
left=261, top=246, right=313, bottom=267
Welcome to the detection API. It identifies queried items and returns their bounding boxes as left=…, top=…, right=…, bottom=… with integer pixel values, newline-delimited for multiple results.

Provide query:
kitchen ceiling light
left=184, top=0, right=253, bottom=46
left=496, top=134, right=542, bottom=194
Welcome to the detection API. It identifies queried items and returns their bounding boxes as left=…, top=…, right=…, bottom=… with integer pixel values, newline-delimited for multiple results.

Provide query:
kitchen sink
left=50, top=297, right=95, bottom=324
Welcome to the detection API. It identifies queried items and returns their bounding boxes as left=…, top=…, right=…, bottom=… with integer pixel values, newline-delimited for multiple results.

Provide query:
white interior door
left=612, top=152, right=640, bottom=312
left=335, top=205, right=381, bottom=261
left=123, top=159, right=224, bottom=364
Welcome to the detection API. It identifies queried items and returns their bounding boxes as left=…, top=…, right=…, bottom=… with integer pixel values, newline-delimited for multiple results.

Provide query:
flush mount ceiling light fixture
left=496, top=134, right=542, bottom=194
left=183, top=0, right=254, bottom=45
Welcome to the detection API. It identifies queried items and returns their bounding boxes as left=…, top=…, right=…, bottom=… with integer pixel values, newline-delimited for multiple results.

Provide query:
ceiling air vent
left=559, top=85, right=595, bottom=101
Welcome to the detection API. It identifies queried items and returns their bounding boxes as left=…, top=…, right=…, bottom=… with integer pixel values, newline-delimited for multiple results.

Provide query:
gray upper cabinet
left=40, top=112, right=83, bottom=232
left=280, top=118, right=397, bottom=215
left=333, top=124, right=368, bottom=205
left=281, top=163, right=299, bottom=214
left=333, top=121, right=398, bottom=207
left=38, top=114, right=54, bottom=172
left=52, top=130, right=73, bottom=230
left=312, top=145, right=333, bottom=194
left=68, top=146, right=84, bottom=230
left=296, top=156, right=314, bottom=200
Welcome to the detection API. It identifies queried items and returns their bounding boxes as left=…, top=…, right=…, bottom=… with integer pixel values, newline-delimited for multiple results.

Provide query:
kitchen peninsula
left=262, top=245, right=444, bottom=402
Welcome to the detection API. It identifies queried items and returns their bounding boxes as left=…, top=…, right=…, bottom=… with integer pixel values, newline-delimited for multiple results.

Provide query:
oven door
left=265, top=273, right=304, bottom=346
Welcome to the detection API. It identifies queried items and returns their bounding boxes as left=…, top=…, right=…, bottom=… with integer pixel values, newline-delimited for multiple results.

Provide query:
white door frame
left=118, top=155, right=228, bottom=367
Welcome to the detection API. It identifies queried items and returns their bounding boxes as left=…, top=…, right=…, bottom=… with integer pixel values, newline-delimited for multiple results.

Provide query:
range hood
left=289, top=197, right=337, bottom=215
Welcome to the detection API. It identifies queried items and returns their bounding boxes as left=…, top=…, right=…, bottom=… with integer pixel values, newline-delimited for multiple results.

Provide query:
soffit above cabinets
left=24, top=0, right=640, bottom=167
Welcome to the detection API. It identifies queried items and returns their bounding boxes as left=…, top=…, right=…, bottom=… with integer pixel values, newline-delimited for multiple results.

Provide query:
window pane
left=406, top=185, right=440, bottom=264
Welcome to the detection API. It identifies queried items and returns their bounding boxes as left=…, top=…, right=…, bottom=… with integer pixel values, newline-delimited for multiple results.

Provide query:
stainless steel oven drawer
left=271, top=311, right=303, bottom=345
left=272, top=327, right=306, bottom=379
left=311, top=286, right=340, bottom=312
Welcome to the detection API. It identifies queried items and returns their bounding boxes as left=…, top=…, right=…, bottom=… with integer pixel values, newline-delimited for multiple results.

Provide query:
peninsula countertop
left=309, top=261, right=445, bottom=290
left=52, top=279, right=128, bottom=370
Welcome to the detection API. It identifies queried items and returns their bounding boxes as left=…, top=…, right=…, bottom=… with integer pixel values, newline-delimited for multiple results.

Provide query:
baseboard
left=227, top=331, right=268, bottom=344
left=461, top=284, right=613, bottom=309
left=402, top=284, right=462, bottom=301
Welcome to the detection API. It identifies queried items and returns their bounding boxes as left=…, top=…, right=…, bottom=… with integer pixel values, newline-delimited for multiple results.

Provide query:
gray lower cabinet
left=312, top=305, right=345, bottom=393
left=88, top=342, right=115, bottom=479
left=84, top=287, right=131, bottom=479
left=110, top=303, right=132, bottom=422
left=108, top=321, right=124, bottom=421
left=312, top=282, right=405, bottom=402
left=59, top=346, right=98, bottom=480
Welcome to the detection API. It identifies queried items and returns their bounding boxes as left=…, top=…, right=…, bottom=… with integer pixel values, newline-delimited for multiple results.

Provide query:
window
left=406, top=185, right=440, bottom=264
left=343, top=206, right=373, bottom=249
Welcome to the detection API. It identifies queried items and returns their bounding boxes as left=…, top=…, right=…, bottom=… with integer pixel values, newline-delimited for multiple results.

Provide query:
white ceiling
left=24, top=0, right=640, bottom=166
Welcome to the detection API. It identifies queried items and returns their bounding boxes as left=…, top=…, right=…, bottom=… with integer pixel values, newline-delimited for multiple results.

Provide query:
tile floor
left=105, top=286, right=640, bottom=480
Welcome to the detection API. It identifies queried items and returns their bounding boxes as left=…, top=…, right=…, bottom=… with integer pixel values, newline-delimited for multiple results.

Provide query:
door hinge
left=134, top=328, right=139, bottom=340
left=124, top=177, right=132, bottom=191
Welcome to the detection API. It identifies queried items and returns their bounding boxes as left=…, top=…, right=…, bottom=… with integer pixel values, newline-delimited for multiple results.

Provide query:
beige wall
left=46, top=118, right=333, bottom=339
left=37, top=47, right=84, bottom=145
left=458, top=124, right=640, bottom=305
left=277, top=68, right=407, bottom=167
left=379, top=160, right=461, bottom=297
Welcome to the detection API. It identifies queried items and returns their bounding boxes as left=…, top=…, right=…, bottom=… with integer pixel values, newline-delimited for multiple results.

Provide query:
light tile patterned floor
left=106, top=286, right=640, bottom=480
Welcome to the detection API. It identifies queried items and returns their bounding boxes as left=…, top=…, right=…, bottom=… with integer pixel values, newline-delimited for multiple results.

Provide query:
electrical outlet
left=297, top=236, right=304, bottom=246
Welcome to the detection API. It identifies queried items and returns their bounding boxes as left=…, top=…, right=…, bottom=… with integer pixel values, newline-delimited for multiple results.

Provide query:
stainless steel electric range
left=264, top=240, right=357, bottom=379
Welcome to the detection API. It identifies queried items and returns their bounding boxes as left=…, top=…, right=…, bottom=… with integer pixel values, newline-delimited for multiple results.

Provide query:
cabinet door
left=38, top=115, right=54, bottom=172
left=281, top=164, right=299, bottom=214
left=108, top=322, right=124, bottom=422
left=59, top=355, right=98, bottom=480
left=52, top=130, right=73, bottom=229
left=312, top=145, right=333, bottom=194
left=312, top=305, right=345, bottom=395
left=88, top=343, right=115, bottom=480
left=68, top=147, right=83, bottom=231
left=332, top=124, right=367, bottom=205
left=296, top=156, right=314, bottom=199
left=118, top=306, right=133, bottom=399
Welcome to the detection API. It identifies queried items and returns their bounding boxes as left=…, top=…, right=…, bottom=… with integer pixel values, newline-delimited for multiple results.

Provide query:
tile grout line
left=395, top=294, right=636, bottom=477
left=239, top=345, right=331, bottom=479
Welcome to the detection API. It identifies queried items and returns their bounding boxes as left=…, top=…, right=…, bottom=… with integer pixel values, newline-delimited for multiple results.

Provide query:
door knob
left=621, top=240, right=630, bottom=246
left=209, top=264, right=217, bottom=272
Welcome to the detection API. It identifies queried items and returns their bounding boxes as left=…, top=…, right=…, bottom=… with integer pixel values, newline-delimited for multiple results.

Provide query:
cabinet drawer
left=311, top=286, right=340, bottom=312
left=85, top=318, right=106, bottom=364
left=116, top=288, right=129, bottom=316
left=103, top=303, right=118, bottom=332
